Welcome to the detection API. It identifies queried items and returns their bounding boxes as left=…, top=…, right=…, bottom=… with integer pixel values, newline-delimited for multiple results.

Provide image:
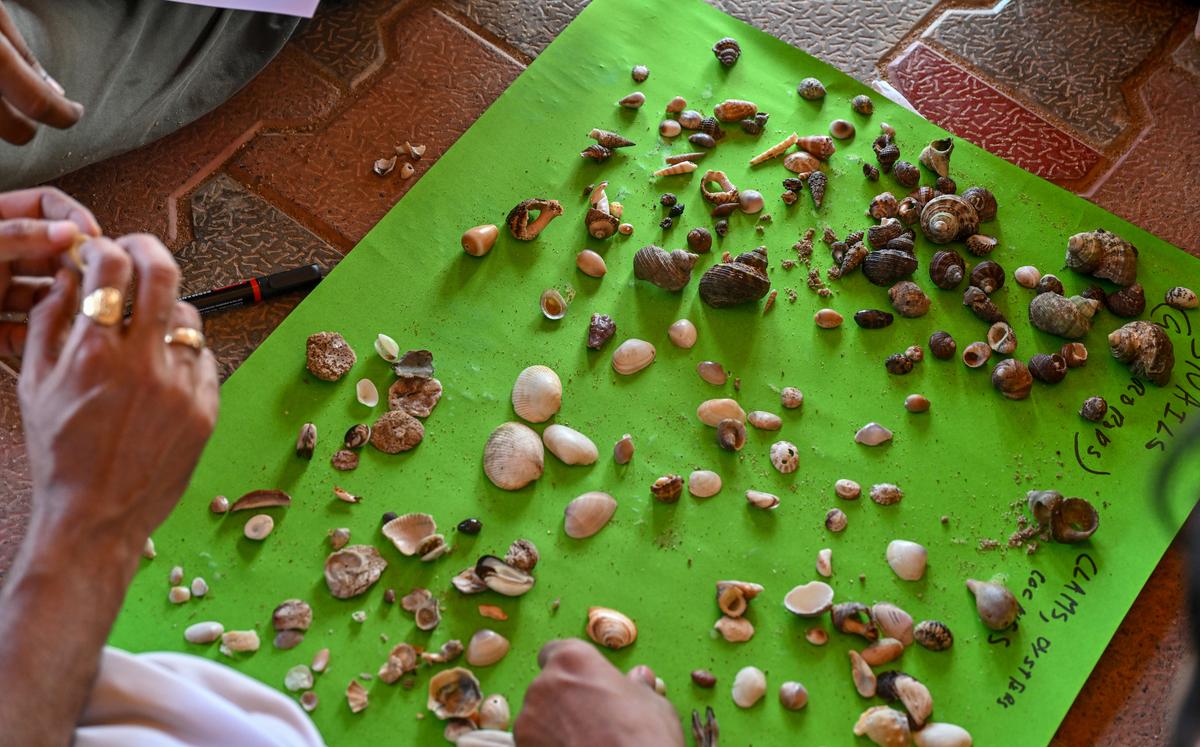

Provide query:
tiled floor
left=2, top=0, right=1199, bottom=743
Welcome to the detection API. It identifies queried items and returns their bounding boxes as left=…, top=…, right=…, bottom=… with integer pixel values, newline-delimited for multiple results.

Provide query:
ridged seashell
left=992, top=358, right=1032, bottom=399
left=382, top=512, right=436, bottom=556
left=713, top=99, right=757, bottom=122
left=506, top=198, right=562, bottom=241
left=689, top=470, right=722, bottom=498
left=1051, top=497, right=1100, bottom=543
left=987, top=321, right=1017, bottom=354
left=862, top=249, right=917, bottom=287
left=929, top=331, right=956, bottom=359
left=886, top=540, right=927, bottom=581
left=928, top=249, right=965, bottom=289
left=961, top=186, right=997, bottom=222
left=580, top=143, right=612, bottom=162
left=808, top=171, right=828, bottom=208
left=918, top=137, right=953, bottom=177
left=346, top=680, right=369, bottom=713
left=511, top=365, right=561, bottom=423
left=465, top=629, right=510, bottom=667
left=712, top=37, right=741, bottom=66
left=1029, top=353, right=1068, bottom=384
left=783, top=581, right=834, bottom=616
left=483, top=422, right=544, bottom=490
left=770, top=440, right=799, bottom=473
left=611, top=338, right=656, bottom=375
left=866, top=218, right=904, bottom=249
left=888, top=280, right=930, bottom=318
left=835, top=479, right=861, bottom=500
left=896, top=196, right=921, bottom=225
left=427, top=667, right=482, bottom=720
left=913, top=722, right=974, bottom=747
left=540, top=288, right=567, bottom=320
left=886, top=233, right=915, bottom=255
left=854, top=706, right=911, bottom=746
left=966, top=578, right=1019, bottom=630
left=1066, top=228, right=1138, bottom=286
left=1109, top=320, right=1174, bottom=386
left=965, top=233, right=997, bottom=256
left=797, top=77, right=825, bottom=100
left=1027, top=489, right=1064, bottom=527
left=854, top=309, right=894, bottom=329
left=936, top=175, right=958, bottom=193
left=714, top=615, right=755, bottom=642
left=1014, top=265, right=1041, bottom=288
left=876, top=142, right=900, bottom=173
left=618, top=91, right=645, bottom=109
left=586, top=606, right=637, bottom=649
left=783, top=150, right=821, bottom=175
left=588, top=128, right=635, bottom=149
left=698, top=116, right=726, bottom=141
left=868, top=192, right=899, bottom=220
left=1165, top=286, right=1198, bottom=310
left=748, top=411, right=782, bottom=430
left=1029, top=293, right=1100, bottom=339
left=585, top=209, right=618, bottom=240
left=893, top=160, right=919, bottom=188
left=970, top=260, right=1005, bottom=294
left=749, top=131, right=798, bottom=166
left=963, top=286, right=1005, bottom=324
left=563, top=491, right=617, bottom=539
left=872, top=603, right=914, bottom=646
left=698, top=250, right=771, bottom=308
left=587, top=313, right=615, bottom=350
left=1106, top=282, right=1146, bottom=318
left=633, top=246, right=699, bottom=292
left=576, top=249, right=607, bottom=278
left=542, top=424, right=598, bottom=466
left=697, top=398, right=746, bottom=426
left=653, top=160, right=696, bottom=176
left=851, top=93, right=874, bottom=114
left=864, top=163, right=881, bottom=181
left=797, top=134, right=835, bottom=160
left=920, top=194, right=979, bottom=244
left=914, top=620, right=953, bottom=651
left=739, top=110, right=770, bottom=135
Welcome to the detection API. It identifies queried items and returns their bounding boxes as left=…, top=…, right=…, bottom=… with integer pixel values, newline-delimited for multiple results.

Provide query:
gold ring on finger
left=80, top=287, right=124, bottom=327
left=164, top=326, right=206, bottom=351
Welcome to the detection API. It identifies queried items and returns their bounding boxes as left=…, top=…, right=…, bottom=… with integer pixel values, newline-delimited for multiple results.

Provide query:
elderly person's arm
left=0, top=191, right=217, bottom=746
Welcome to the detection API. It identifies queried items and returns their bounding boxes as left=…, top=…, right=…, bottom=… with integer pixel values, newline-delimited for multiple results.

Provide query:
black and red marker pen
left=181, top=264, right=324, bottom=314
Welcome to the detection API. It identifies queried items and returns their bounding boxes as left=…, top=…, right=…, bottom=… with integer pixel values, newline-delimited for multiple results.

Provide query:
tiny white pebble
left=168, top=586, right=192, bottom=604
left=169, top=565, right=184, bottom=585
left=190, top=577, right=208, bottom=597
left=352, top=610, right=367, bottom=623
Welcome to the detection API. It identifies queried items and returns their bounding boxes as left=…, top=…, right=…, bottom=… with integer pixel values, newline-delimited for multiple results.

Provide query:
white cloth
left=76, top=647, right=326, bottom=747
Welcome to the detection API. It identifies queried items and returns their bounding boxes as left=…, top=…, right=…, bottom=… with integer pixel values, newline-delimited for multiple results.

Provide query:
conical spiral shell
left=633, top=245, right=699, bottom=291
left=483, top=422, right=544, bottom=490
left=586, top=606, right=637, bottom=649
left=511, top=365, right=561, bottom=423
left=928, top=250, right=965, bottom=289
left=920, top=195, right=979, bottom=244
left=1029, top=293, right=1100, bottom=340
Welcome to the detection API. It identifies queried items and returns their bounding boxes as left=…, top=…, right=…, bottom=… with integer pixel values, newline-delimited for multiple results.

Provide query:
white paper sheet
left=167, top=0, right=320, bottom=17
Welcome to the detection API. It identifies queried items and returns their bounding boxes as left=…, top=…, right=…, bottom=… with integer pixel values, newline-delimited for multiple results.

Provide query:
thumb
left=0, top=219, right=81, bottom=263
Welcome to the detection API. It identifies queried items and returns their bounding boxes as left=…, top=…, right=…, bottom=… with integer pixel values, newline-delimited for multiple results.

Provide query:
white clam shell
left=576, top=249, right=607, bottom=278
left=731, top=666, right=766, bottom=708
left=1014, top=265, right=1041, bottom=289
left=184, top=621, right=224, bottom=644
left=356, top=378, right=379, bottom=408
left=855, top=421, right=893, bottom=446
left=374, top=333, right=400, bottom=362
left=667, top=319, right=697, bottom=348
left=542, top=424, right=598, bottom=465
left=886, top=539, right=928, bottom=581
left=563, top=491, right=617, bottom=539
left=697, top=398, right=746, bottom=426
left=747, top=411, right=782, bottom=430
left=466, top=629, right=511, bottom=667
left=688, top=470, right=722, bottom=498
left=784, top=581, right=834, bottom=616
left=913, top=722, right=973, bottom=747
left=611, top=339, right=656, bottom=375
left=872, top=602, right=915, bottom=646
left=511, top=365, right=562, bottom=423
left=478, top=694, right=511, bottom=731
left=483, top=422, right=544, bottom=490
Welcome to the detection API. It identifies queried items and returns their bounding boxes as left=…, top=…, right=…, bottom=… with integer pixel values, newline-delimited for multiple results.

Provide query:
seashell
left=588, top=128, right=635, bottom=149
left=503, top=539, right=539, bottom=573
left=739, top=190, right=764, bottom=214
left=886, top=540, right=928, bottom=581
left=748, top=410, right=782, bottom=430
left=687, top=226, right=713, bottom=253
left=797, top=77, right=826, bottom=99
left=893, top=160, right=919, bottom=188
left=854, top=308, right=894, bottom=329
left=866, top=218, right=905, bottom=249
left=914, top=620, right=953, bottom=651
left=833, top=602, right=878, bottom=640
left=689, top=470, right=723, bottom=498
left=542, top=424, right=598, bottom=466
left=718, top=419, right=748, bottom=451
left=1029, top=293, right=1100, bottom=339
left=698, top=250, right=772, bottom=308
left=1106, top=282, right=1146, bottom=318
left=586, top=606, right=637, bottom=649
left=466, top=629, right=510, bottom=667
left=835, top=479, right=861, bottom=500
left=850, top=650, right=878, bottom=697
left=653, top=160, right=696, bottom=176
left=511, top=365, right=561, bottom=423
left=831, top=119, right=855, bottom=139
left=1066, top=228, right=1138, bottom=286
left=870, top=483, right=903, bottom=505
left=697, top=398, right=745, bottom=426
left=808, top=171, right=828, bottom=209
left=905, top=393, right=931, bottom=413
left=896, top=195, right=921, bottom=225
left=876, top=142, right=901, bottom=173
left=740, top=114, right=771, bottom=138
left=1166, top=286, right=1198, bottom=310
left=231, top=489, right=292, bottom=512
left=862, top=249, right=917, bottom=287
left=1109, top=320, right=1174, bottom=385
left=927, top=331, right=955, bottom=360
left=918, top=137, right=953, bottom=177
left=816, top=547, right=832, bottom=577
left=506, top=198, right=562, bottom=241
left=782, top=150, right=821, bottom=175
left=966, top=578, right=1019, bottom=630
left=651, top=474, right=684, bottom=503
left=679, top=109, right=703, bottom=129
left=882, top=675, right=933, bottom=729
left=770, top=440, right=799, bottom=473
left=970, top=260, right=1005, bottom=295
left=851, top=93, right=874, bottom=115
left=963, top=286, right=1005, bottom=324
left=965, top=233, right=997, bottom=257
left=854, top=706, right=911, bottom=747
left=714, top=615, right=755, bottom=642
left=814, top=308, right=844, bottom=328
left=564, top=491, right=617, bottom=539
left=745, top=489, right=779, bottom=509
left=539, top=288, right=567, bottom=320
left=382, top=512, right=436, bottom=555
left=855, top=422, right=893, bottom=446
left=617, top=91, right=645, bottom=109
left=864, top=163, right=881, bottom=181
left=992, top=358, right=1032, bottom=399
left=185, top=621, right=225, bottom=644
left=427, top=667, right=482, bottom=720
left=630, top=64, right=649, bottom=82
left=914, top=722, right=974, bottom=747
left=962, top=341, right=991, bottom=368
left=1060, top=341, right=1089, bottom=369
left=920, top=194, right=979, bottom=244
left=826, top=508, right=848, bottom=532
left=476, top=555, right=535, bottom=596
left=1029, top=353, right=1068, bottom=384
left=1027, top=488, right=1065, bottom=527
left=987, top=321, right=1017, bottom=354
left=243, top=514, right=274, bottom=540
left=1051, top=497, right=1099, bottom=543
left=611, top=338, right=656, bottom=375
left=373, top=155, right=396, bottom=176
left=329, top=527, right=351, bottom=550
left=868, top=192, right=899, bottom=220
left=324, top=545, right=387, bottom=599
left=936, top=175, right=958, bottom=193
left=478, top=695, right=511, bottom=731
left=576, top=249, right=607, bottom=278
left=731, top=666, right=766, bottom=708
left=458, top=730, right=515, bottom=747
left=346, top=680, right=369, bottom=713
left=806, top=628, right=829, bottom=646
left=700, top=170, right=739, bottom=204
left=925, top=249, right=965, bottom=290
left=713, top=99, right=757, bottom=122
left=613, top=434, right=634, bottom=464
left=712, top=36, right=741, bottom=65
left=354, top=378, right=379, bottom=408
left=1013, top=265, right=1041, bottom=289
left=585, top=209, right=618, bottom=241
left=797, top=134, right=836, bottom=160
left=872, top=603, right=914, bottom=646
left=783, top=581, right=834, bottom=616
left=483, top=422, right=544, bottom=490
left=461, top=224, right=499, bottom=257
left=698, top=116, right=726, bottom=141
left=580, top=143, right=612, bottom=162
left=780, top=682, right=809, bottom=710
left=666, top=96, right=687, bottom=113
left=885, top=353, right=914, bottom=376
left=586, top=313, right=616, bottom=350
left=961, top=186, right=997, bottom=222
left=697, top=360, right=727, bottom=385
left=779, top=387, right=804, bottom=410
left=888, top=280, right=930, bottom=318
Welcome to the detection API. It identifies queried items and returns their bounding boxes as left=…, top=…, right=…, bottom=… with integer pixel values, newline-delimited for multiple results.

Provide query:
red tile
left=887, top=43, right=1103, bottom=185
left=293, top=0, right=404, bottom=88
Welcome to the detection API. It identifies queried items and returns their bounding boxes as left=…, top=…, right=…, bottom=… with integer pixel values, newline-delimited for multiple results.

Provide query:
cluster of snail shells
left=699, top=246, right=771, bottom=308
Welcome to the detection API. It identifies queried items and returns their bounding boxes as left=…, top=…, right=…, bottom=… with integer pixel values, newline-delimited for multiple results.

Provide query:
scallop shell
left=382, top=512, right=437, bottom=555
left=918, top=137, right=953, bottom=177
left=542, top=424, right=598, bottom=466
left=633, top=245, right=699, bottom=291
left=713, top=99, right=757, bottom=122
left=466, top=629, right=510, bottom=667
left=564, top=491, right=618, bottom=539
left=611, top=339, right=656, bottom=375
left=796, top=134, right=835, bottom=160
left=483, top=422, right=544, bottom=490
left=885, top=540, right=928, bottom=581
left=576, top=249, right=607, bottom=278
left=1066, top=228, right=1138, bottom=286
left=324, top=545, right=387, bottom=599
left=920, top=194, right=979, bottom=244
left=731, top=666, right=766, bottom=708
left=427, top=667, right=482, bottom=720
left=1028, top=293, right=1100, bottom=339
left=783, top=150, right=821, bottom=175
left=697, top=398, right=746, bottom=426
left=346, top=680, right=369, bottom=713
left=784, top=581, right=834, bottom=616
left=688, top=470, right=723, bottom=498
left=511, top=365, right=562, bottom=423
left=586, top=606, right=637, bottom=649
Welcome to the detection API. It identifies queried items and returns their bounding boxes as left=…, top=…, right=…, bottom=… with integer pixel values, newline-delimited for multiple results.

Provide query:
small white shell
left=746, top=411, right=782, bottom=430
left=611, top=339, right=656, bottom=375
left=511, top=365, right=562, bottom=423
left=1014, top=265, right=1041, bottom=289
left=668, top=319, right=697, bottom=348
left=816, top=548, right=832, bottom=577
left=618, top=91, right=645, bottom=108
left=540, top=288, right=567, bottom=320
left=483, top=422, right=545, bottom=490
left=731, top=666, right=767, bottom=708
left=466, top=629, right=511, bottom=667
left=659, top=120, right=682, bottom=138
left=459, top=731, right=515, bottom=747
left=542, top=424, right=599, bottom=465
left=769, top=441, right=799, bottom=474
left=356, top=379, right=379, bottom=408
left=679, top=109, right=702, bottom=129
left=184, top=621, right=224, bottom=644
left=190, top=577, right=208, bottom=597
left=835, top=479, right=861, bottom=500
left=478, top=694, right=511, bottom=731
left=697, top=398, right=746, bottom=426
left=284, top=664, right=314, bottom=692
left=688, top=470, right=722, bottom=498
left=564, top=491, right=618, bottom=538
left=913, top=722, right=973, bottom=747
left=746, top=490, right=780, bottom=510
left=855, top=422, right=893, bottom=446
left=738, top=189, right=764, bottom=214
left=886, top=539, right=928, bottom=581
left=374, top=333, right=400, bottom=362
left=576, top=250, right=607, bottom=278
left=783, top=581, right=834, bottom=616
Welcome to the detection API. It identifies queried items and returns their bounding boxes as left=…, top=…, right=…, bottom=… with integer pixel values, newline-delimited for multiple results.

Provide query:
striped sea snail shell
left=632, top=245, right=699, bottom=292
left=1028, top=293, right=1100, bottom=339
left=928, top=250, right=965, bottom=289
left=713, top=99, right=757, bottom=122
left=960, top=186, right=997, bottom=222
left=700, top=170, right=739, bottom=204
left=698, top=247, right=771, bottom=308
left=919, top=194, right=979, bottom=244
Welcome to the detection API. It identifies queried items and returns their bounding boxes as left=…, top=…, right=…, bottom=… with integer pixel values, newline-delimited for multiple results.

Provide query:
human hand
left=17, top=234, right=218, bottom=553
left=0, top=187, right=101, bottom=359
left=0, top=3, right=84, bottom=144
left=513, top=639, right=684, bottom=747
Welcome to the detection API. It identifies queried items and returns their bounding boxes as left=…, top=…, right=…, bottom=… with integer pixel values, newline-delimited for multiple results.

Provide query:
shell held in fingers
left=483, top=422, right=544, bottom=490
left=564, top=492, right=617, bottom=539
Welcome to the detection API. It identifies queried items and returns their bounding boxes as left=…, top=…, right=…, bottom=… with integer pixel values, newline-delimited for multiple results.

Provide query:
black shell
left=935, top=176, right=957, bottom=194
left=1106, top=282, right=1146, bottom=318
left=929, top=331, right=957, bottom=359
left=885, top=234, right=915, bottom=256
left=686, top=227, right=712, bottom=254
left=688, top=132, right=716, bottom=149
left=782, top=177, right=804, bottom=192
left=893, top=160, right=919, bottom=188
left=961, top=186, right=998, bottom=222
left=963, top=286, right=1005, bottom=324
left=928, top=250, right=966, bottom=290
left=698, top=116, right=726, bottom=141
left=1036, top=274, right=1065, bottom=295
left=854, top=309, right=894, bottom=329
left=875, top=142, right=900, bottom=172
left=1028, top=353, right=1068, bottom=384
left=698, top=249, right=770, bottom=308
left=885, top=353, right=914, bottom=375
left=862, top=249, right=917, bottom=287
left=969, top=260, right=1006, bottom=294
left=808, top=171, right=827, bottom=209
left=1081, top=284, right=1107, bottom=309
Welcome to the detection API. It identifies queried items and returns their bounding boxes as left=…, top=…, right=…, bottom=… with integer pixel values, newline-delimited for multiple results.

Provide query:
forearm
left=0, top=496, right=141, bottom=746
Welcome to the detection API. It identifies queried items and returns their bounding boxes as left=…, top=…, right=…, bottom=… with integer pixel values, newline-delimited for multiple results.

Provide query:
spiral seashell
left=875, top=142, right=900, bottom=172
left=1028, top=353, right=1067, bottom=384
left=712, top=37, right=741, bottom=66
left=868, top=192, right=898, bottom=220
left=896, top=196, right=921, bottom=225
left=749, top=132, right=798, bottom=166
left=960, top=186, right=997, bottom=222
left=965, top=233, right=997, bottom=256
left=797, top=77, right=825, bottom=100
left=929, top=331, right=957, bottom=359
left=483, top=422, right=544, bottom=490
left=713, top=99, right=757, bottom=122
left=866, top=218, right=905, bottom=249
left=893, top=160, right=919, bottom=187
left=1109, top=320, right=1174, bottom=385
left=587, top=313, right=615, bottom=350
left=838, top=242, right=868, bottom=277
left=1066, top=228, right=1139, bottom=286
left=963, top=286, right=1005, bottom=324
left=1106, top=282, right=1145, bottom=318
left=888, top=280, right=930, bottom=318
left=588, top=128, right=634, bottom=149
left=698, top=248, right=771, bottom=308
left=936, top=175, right=958, bottom=194
left=992, top=358, right=1032, bottom=399
left=863, top=163, right=880, bottom=181
left=987, top=321, right=1017, bottom=355
left=580, top=144, right=611, bottom=162
left=563, top=491, right=617, bottom=539
left=679, top=109, right=702, bottom=129
left=919, top=194, right=978, bottom=244
left=928, top=250, right=965, bottom=289
left=795, top=134, right=835, bottom=161
left=427, top=667, right=482, bottom=720
left=862, top=248, right=917, bottom=287
left=808, top=171, right=828, bottom=209
left=699, top=170, right=739, bottom=204
left=653, top=161, right=697, bottom=177
left=1029, top=293, right=1100, bottom=339
left=633, top=245, right=699, bottom=291
left=969, top=260, right=1005, bottom=294
left=585, top=207, right=618, bottom=240
left=586, top=606, right=637, bottom=649
left=739, top=111, right=769, bottom=135
left=918, top=137, right=953, bottom=177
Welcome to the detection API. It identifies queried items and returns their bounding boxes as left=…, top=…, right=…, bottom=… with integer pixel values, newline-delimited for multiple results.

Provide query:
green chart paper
left=111, top=0, right=1200, bottom=743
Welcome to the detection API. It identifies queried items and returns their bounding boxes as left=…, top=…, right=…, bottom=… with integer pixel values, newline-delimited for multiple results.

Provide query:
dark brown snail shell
left=580, top=144, right=612, bottom=162
left=875, top=142, right=900, bottom=172
left=698, top=247, right=770, bottom=308
left=808, top=171, right=827, bottom=209
left=1081, top=284, right=1107, bottom=309
left=896, top=197, right=922, bottom=225
left=991, top=358, right=1032, bottom=400
left=1108, top=320, right=1174, bottom=386
left=866, top=218, right=905, bottom=249
left=862, top=249, right=917, bottom=287
left=854, top=309, right=894, bottom=329
left=969, top=260, right=1005, bottom=294
left=633, top=246, right=699, bottom=291
left=885, top=234, right=915, bottom=256
left=893, top=160, right=919, bottom=188
left=1036, top=274, right=1065, bottom=295
left=863, top=163, right=880, bottom=181
left=712, top=37, right=741, bottom=66
left=885, top=353, right=914, bottom=375
left=888, top=280, right=931, bottom=318
left=689, top=132, right=716, bottom=148
left=1028, top=353, right=1068, bottom=384
left=910, top=186, right=936, bottom=207
left=920, top=194, right=979, bottom=244
left=1050, top=497, right=1099, bottom=543
left=838, top=242, right=869, bottom=277
left=963, top=286, right=1005, bottom=324
left=928, top=250, right=966, bottom=290
left=1061, top=342, right=1089, bottom=368
left=587, top=313, right=616, bottom=350
left=961, top=186, right=998, bottom=222
left=1079, top=396, right=1107, bottom=422
left=698, top=116, right=726, bottom=141
left=965, top=234, right=998, bottom=257
left=687, top=227, right=712, bottom=254
left=1105, top=282, right=1146, bottom=318
left=935, top=175, right=957, bottom=194
left=929, top=331, right=956, bottom=359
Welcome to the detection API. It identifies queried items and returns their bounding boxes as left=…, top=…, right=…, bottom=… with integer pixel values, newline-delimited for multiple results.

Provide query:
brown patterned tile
left=177, top=174, right=344, bottom=380
left=1172, top=29, right=1200, bottom=79
left=0, top=373, right=31, bottom=578
left=447, top=0, right=585, bottom=60
left=293, top=0, right=405, bottom=87
left=925, top=0, right=1187, bottom=145
left=887, top=43, right=1103, bottom=184
left=232, top=6, right=525, bottom=245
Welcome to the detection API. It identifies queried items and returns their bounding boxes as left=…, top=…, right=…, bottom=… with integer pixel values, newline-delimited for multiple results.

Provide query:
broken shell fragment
left=714, top=615, right=755, bottom=642
left=919, top=137, right=954, bottom=177
left=576, top=249, right=607, bottom=278
left=783, top=581, right=834, bottom=616
left=987, top=321, right=1017, bottom=354
left=325, top=545, right=387, bottom=599
left=504, top=538, right=539, bottom=573
left=428, top=668, right=483, bottom=720
left=611, top=338, right=656, bottom=375
left=886, top=540, right=928, bottom=581
left=542, top=424, right=599, bottom=466
left=855, top=422, right=893, bottom=446
left=769, top=441, right=799, bottom=474
left=731, top=666, right=766, bottom=708
left=806, top=628, right=828, bottom=645
left=466, top=629, right=510, bottom=667
left=833, top=602, right=878, bottom=640
left=586, top=606, right=637, bottom=649
left=273, top=599, right=313, bottom=632
left=717, top=419, right=747, bottom=451
left=475, top=556, right=535, bottom=597
left=855, top=706, right=911, bottom=746
left=346, top=680, right=370, bottom=714
left=850, top=650, right=877, bottom=697
left=243, top=514, right=274, bottom=541
left=1109, top=320, right=1174, bottom=386
left=1061, top=341, right=1089, bottom=368
left=1051, top=497, right=1100, bottom=543
left=746, top=490, right=780, bottom=510
left=329, top=527, right=351, bottom=550
left=872, top=603, right=914, bottom=646
left=483, top=422, right=544, bottom=490
left=539, top=288, right=567, bottom=320
left=914, top=620, right=953, bottom=651
left=285, top=665, right=314, bottom=693
left=564, top=491, right=618, bottom=539
left=230, top=489, right=291, bottom=512
left=506, top=198, right=562, bottom=241
left=716, top=580, right=763, bottom=618
left=689, top=470, right=722, bottom=498
left=966, top=578, right=1019, bottom=630
left=355, top=378, right=379, bottom=408
left=219, top=629, right=260, bottom=656
left=816, top=548, right=832, bottom=578
left=962, top=341, right=991, bottom=368
left=668, top=319, right=698, bottom=348
left=462, top=225, right=499, bottom=257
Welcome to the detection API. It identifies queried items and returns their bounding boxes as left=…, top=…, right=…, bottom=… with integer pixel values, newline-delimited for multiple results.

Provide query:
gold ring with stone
left=164, top=327, right=206, bottom=351
left=80, top=287, right=124, bottom=327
